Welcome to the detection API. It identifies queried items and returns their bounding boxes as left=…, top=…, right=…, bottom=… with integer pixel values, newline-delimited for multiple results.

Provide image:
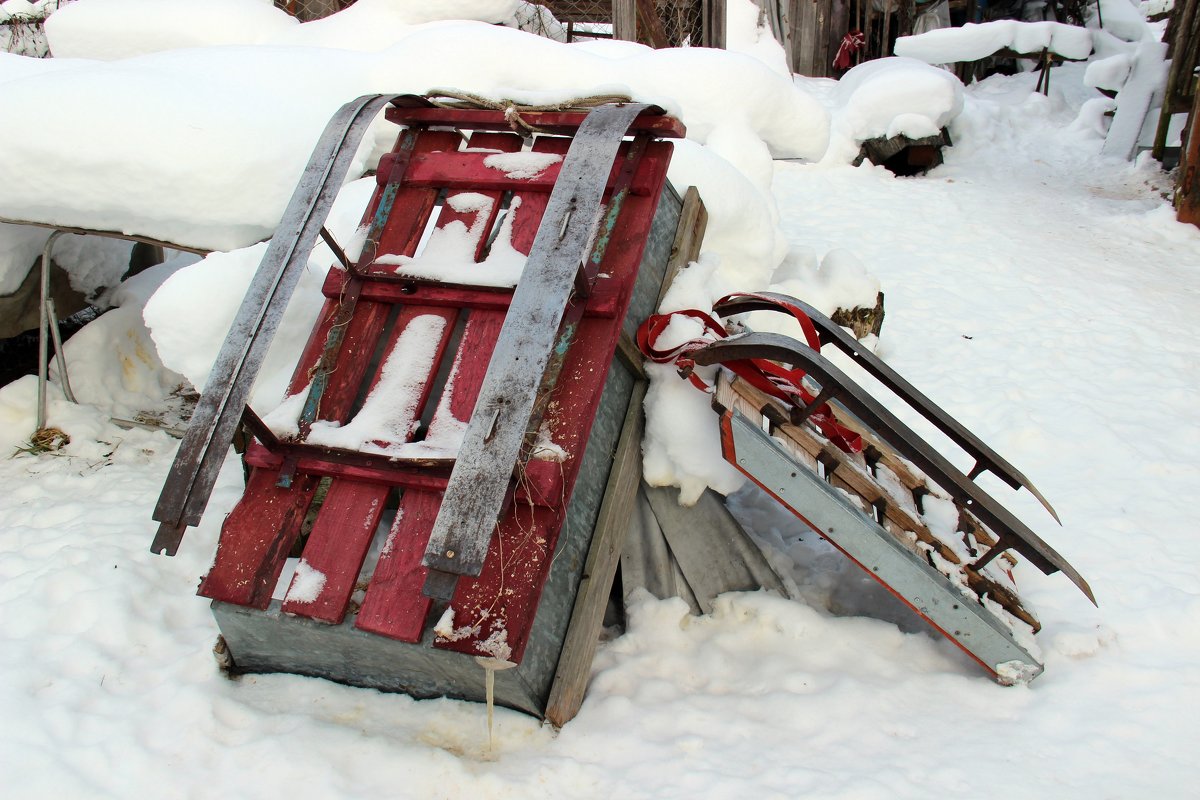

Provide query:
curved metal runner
left=710, top=291, right=1061, bottom=523
left=692, top=330, right=1095, bottom=605
left=152, top=94, right=412, bottom=555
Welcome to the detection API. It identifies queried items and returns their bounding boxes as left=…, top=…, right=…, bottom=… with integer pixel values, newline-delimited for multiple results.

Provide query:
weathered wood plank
left=353, top=491, right=445, bottom=641
left=544, top=380, right=645, bottom=727
left=658, top=185, right=708, bottom=306
left=621, top=485, right=702, bottom=614
left=422, top=103, right=652, bottom=587
left=198, top=469, right=320, bottom=608
left=280, top=479, right=388, bottom=622
left=645, top=483, right=789, bottom=614
left=381, top=149, right=662, bottom=197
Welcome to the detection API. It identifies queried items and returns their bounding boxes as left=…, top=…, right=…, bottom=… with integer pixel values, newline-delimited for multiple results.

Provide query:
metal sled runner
left=639, top=292, right=1095, bottom=683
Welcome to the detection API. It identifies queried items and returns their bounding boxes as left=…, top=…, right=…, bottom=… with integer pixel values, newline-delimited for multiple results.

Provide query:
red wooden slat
left=385, top=106, right=687, bottom=139
left=201, top=128, right=459, bottom=610
left=379, top=149, right=661, bottom=196
left=198, top=469, right=319, bottom=608
left=374, top=132, right=462, bottom=260
left=355, top=130, right=528, bottom=641
left=352, top=490, right=443, bottom=641
left=282, top=305, right=457, bottom=622
left=243, top=441, right=452, bottom=490
left=279, top=479, right=388, bottom=622
left=436, top=140, right=673, bottom=663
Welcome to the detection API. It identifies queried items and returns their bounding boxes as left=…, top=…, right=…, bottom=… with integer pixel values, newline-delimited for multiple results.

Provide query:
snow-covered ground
left=2, top=2, right=1199, bottom=798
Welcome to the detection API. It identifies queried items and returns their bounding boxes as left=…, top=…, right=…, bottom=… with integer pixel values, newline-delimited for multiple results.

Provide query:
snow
left=483, top=151, right=562, bottom=180
left=821, top=57, right=965, bottom=165
left=376, top=193, right=530, bottom=288
left=285, top=559, right=327, bottom=605
left=43, top=0, right=298, bottom=59
left=305, top=314, right=448, bottom=453
left=894, top=20, right=1094, bottom=64
left=1, top=5, right=1199, bottom=798
left=1, top=4, right=825, bottom=262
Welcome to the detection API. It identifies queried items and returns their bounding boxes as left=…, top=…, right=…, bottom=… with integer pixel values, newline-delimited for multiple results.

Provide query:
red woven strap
left=637, top=299, right=861, bottom=453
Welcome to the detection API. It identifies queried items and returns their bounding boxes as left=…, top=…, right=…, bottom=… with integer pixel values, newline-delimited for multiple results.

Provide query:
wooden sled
left=155, top=96, right=690, bottom=722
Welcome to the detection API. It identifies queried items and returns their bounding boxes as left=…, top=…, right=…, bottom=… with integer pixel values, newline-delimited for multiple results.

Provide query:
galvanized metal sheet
left=724, top=409, right=1043, bottom=684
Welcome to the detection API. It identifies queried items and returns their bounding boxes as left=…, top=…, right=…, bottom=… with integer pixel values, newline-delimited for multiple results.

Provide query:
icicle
left=475, top=655, right=517, bottom=757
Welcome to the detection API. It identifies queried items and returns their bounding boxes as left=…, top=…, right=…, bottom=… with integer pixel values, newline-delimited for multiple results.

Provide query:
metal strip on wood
left=421, top=102, right=652, bottom=596
left=710, top=292, right=1059, bottom=521
left=151, top=93, right=409, bottom=555
left=721, top=407, right=1043, bottom=684
left=692, top=331, right=1095, bottom=605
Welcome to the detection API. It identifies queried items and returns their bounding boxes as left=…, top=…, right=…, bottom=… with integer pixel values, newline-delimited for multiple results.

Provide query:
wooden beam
left=613, top=0, right=637, bottom=42
left=1177, top=75, right=1200, bottom=227
left=704, top=0, right=727, bottom=49
left=658, top=185, right=708, bottom=305
left=544, top=381, right=646, bottom=728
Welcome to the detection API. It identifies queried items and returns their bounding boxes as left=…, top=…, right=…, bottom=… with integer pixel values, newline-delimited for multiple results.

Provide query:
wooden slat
left=385, top=106, right=687, bottom=139
left=727, top=376, right=959, bottom=565
left=197, top=469, right=320, bottom=607
left=353, top=491, right=445, bottom=641
left=383, top=149, right=662, bottom=196
left=354, top=131, right=527, bottom=640
left=544, top=380, right=645, bottom=727
left=658, top=185, right=708, bottom=306
left=721, top=374, right=1039, bottom=627
left=280, top=479, right=388, bottom=622
left=435, top=139, right=674, bottom=662
left=283, top=305, right=458, bottom=622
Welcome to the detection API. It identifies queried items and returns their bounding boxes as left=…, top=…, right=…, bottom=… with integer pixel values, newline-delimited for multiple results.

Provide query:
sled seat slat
left=198, top=129, right=459, bottom=610
left=353, top=129, right=531, bottom=640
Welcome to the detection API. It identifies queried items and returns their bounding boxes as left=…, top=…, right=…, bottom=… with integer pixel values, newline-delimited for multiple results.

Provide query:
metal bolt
left=446, top=549, right=456, bottom=558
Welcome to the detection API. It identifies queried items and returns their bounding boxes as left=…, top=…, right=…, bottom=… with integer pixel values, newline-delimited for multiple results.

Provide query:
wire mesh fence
left=273, top=0, right=353, bottom=23
left=523, top=1, right=707, bottom=46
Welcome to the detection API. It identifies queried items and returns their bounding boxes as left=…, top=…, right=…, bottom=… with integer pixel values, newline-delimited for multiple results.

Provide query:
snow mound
left=44, top=0, right=299, bottom=59
left=0, top=21, right=826, bottom=255
left=894, top=20, right=1093, bottom=64
left=823, top=57, right=964, bottom=164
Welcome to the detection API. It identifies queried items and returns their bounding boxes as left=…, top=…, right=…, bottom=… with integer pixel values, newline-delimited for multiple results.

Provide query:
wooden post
left=634, top=0, right=671, bottom=48
left=613, top=0, right=637, bottom=42
left=703, top=0, right=727, bottom=49
left=543, top=382, right=646, bottom=728
left=659, top=187, right=708, bottom=306
left=1177, top=75, right=1200, bottom=227
left=1152, top=0, right=1199, bottom=161
left=792, top=0, right=819, bottom=77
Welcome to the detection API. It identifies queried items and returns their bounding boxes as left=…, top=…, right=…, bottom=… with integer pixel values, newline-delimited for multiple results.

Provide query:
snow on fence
left=893, top=20, right=1094, bottom=65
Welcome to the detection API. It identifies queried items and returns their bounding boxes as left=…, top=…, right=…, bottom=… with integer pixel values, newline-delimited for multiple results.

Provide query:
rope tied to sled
left=425, top=89, right=635, bottom=135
